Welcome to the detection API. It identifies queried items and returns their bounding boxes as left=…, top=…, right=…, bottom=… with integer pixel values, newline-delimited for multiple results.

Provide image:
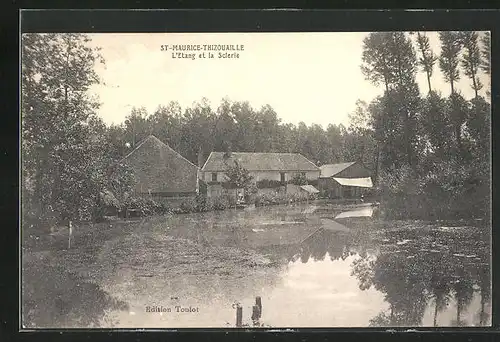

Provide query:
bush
left=123, top=196, right=171, bottom=216
left=194, top=194, right=213, bottom=212
left=198, top=180, right=208, bottom=195
left=253, top=191, right=311, bottom=207
left=379, top=161, right=490, bottom=220
left=288, top=173, right=307, bottom=186
left=178, top=194, right=231, bottom=213
left=227, top=194, right=238, bottom=207
left=211, top=196, right=229, bottom=210
left=256, top=179, right=283, bottom=189
left=179, top=197, right=197, bottom=214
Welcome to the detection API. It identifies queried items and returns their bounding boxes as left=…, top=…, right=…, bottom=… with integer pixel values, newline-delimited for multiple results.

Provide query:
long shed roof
left=319, top=162, right=356, bottom=178
left=201, top=152, right=319, bottom=172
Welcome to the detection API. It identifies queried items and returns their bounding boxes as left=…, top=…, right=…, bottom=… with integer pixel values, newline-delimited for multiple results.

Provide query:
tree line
left=107, top=99, right=374, bottom=170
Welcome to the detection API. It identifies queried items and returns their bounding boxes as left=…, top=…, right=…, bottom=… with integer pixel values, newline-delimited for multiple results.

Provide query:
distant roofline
left=319, top=161, right=357, bottom=178
left=119, top=135, right=199, bottom=169
left=201, top=151, right=320, bottom=172
left=200, top=151, right=214, bottom=171
left=319, top=161, right=357, bottom=168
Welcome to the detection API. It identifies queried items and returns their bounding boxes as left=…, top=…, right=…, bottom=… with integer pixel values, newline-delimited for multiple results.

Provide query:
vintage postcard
left=20, top=29, right=491, bottom=329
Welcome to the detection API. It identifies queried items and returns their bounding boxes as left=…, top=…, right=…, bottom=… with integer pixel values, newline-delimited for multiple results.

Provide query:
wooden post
left=236, top=306, right=243, bottom=327
left=68, top=221, right=72, bottom=250
left=251, top=305, right=260, bottom=323
left=255, top=296, right=262, bottom=317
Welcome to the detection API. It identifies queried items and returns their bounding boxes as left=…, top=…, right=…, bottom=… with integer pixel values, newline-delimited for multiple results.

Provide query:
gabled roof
left=119, top=135, right=199, bottom=193
left=333, top=177, right=373, bottom=188
left=319, top=162, right=356, bottom=178
left=201, top=152, right=319, bottom=172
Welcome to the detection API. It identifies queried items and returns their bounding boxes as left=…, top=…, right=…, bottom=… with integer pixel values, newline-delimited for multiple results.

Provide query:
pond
left=23, top=201, right=491, bottom=328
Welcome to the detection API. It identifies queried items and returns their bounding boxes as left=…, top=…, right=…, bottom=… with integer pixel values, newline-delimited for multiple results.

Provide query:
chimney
left=223, top=141, right=232, bottom=159
left=197, top=146, right=204, bottom=168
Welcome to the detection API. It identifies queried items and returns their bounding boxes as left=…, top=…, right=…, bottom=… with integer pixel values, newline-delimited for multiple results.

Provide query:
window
left=280, top=172, right=286, bottom=183
left=211, top=173, right=217, bottom=182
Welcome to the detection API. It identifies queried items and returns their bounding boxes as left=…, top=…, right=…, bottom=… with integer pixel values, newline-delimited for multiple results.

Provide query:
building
left=200, top=152, right=320, bottom=198
left=117, top=135, right=199, bottom=205
left=318, top=161, right=373, bottom=199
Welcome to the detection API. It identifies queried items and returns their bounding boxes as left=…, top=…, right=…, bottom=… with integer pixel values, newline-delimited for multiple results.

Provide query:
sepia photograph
left=20, top=30, right=491, bottom=329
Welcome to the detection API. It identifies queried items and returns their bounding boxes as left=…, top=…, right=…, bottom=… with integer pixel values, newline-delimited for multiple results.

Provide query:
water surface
left=98, top=203, right=491, bottom=328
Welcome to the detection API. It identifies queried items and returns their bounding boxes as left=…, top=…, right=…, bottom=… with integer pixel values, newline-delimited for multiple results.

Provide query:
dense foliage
left=360, top=31, right=490, bottom=219
left=22, top=33, right=111, bottom=229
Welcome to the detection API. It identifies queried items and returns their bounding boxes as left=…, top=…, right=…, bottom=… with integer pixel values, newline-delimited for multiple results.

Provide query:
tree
left=361, top=32, right=422, bottom=171
left=224, top=159, right=254, bottom=189
left=231, top=101, right=258, bottom=152
left=439, top=31, right=462, bottom=95
left=480, top=32, right=491, bottom=75
left=361, top=32, right=394, bottom=92
left=22, top=33, right=106, bottom=226
left=289, top=172, right=307, bottom=186
left=467, top=96, right=490, bottom=160
left=180, top=98, right=216, bottom=164
left=325, top=124, right=344, bottom=163
left=214, top=98, right=236, bottom=153
left=123, top=107, right=150, bottom=149
left=439, top=31, right=466, bottom=157
left=460, top=31, right=483, bottom=98
left=148, top=101, right=183, bottom=152
left=420, top=91, right=452, bottom=161
left=415, top=32, right=438, bottom=93
left=254, top=104, right=280, bottom=152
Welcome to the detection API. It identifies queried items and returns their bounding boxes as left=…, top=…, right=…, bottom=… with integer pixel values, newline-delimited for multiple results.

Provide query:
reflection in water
left=24, top=203, right=490, bottom=328
left=22, top=261, right=129, bottom=328
left=126, top=205, right=490, bottom=327
left=346, top=224, right=491, bottom=327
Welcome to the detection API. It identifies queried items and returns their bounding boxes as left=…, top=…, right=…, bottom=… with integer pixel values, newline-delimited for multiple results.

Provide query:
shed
left=318, top=161, right=373, bottom=199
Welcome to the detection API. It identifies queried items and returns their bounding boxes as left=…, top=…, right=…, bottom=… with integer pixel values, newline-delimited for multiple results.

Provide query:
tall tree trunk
left=455, top=124, right=463, bottom=156
left=405, top=113, right=412, bottom=168
left=472, top=74, right=479, bottom=99
left=33, top=156, right=44, bottom=221
left=374, top=143, right=381, bottom=187
left=449, top=81, right=463, bottom=157
left=427, top=74, right=432, bottom=94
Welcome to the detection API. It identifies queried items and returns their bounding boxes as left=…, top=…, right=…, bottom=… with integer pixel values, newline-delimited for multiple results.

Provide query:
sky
left=88, top=32, right=490, bottom=128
